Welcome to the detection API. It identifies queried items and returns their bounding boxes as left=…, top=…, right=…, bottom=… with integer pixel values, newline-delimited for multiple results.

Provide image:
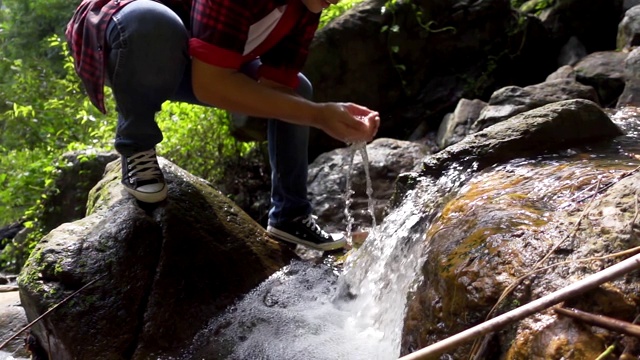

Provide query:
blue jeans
left=105, top=0, right=312, bottom=225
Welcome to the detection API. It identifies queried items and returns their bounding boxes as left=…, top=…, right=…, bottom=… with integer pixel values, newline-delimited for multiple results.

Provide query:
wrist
left=308, top=102, right=327, bottom=130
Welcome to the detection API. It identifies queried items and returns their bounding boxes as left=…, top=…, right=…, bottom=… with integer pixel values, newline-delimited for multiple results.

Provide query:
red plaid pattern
left=66, top=0, right=319, bottom=114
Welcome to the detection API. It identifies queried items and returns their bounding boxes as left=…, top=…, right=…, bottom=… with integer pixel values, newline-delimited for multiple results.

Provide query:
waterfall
left=178, top=163, right=470, bottom=360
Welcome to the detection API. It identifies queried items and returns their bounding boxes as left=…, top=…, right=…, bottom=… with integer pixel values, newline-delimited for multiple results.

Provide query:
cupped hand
left=316, top=102, right=380, bottom=143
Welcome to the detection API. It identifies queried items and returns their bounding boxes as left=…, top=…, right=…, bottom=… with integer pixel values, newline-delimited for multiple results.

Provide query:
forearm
left=191, top=59, right=322, bottom=127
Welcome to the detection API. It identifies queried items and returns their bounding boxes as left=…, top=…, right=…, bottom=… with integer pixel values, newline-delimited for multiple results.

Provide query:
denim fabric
left=105, top=0, right=312, bottom=224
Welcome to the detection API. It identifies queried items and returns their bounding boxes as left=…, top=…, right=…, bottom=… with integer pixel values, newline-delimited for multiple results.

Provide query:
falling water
left=179, top=156, right=470, bottom=360
left=344, top=141, right=378, bottom=244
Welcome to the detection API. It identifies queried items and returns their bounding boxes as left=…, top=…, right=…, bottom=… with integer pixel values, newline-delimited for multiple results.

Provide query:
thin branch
left=397, top=253, right=640, bottom=360
left=0, top=274, right=106, bottom=351
left=554, top=307, right=640, bottom=338
left=632, top=190, right=639, bottom=235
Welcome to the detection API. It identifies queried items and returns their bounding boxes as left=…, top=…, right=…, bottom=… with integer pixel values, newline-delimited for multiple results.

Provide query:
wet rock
left=18, top=158, right=294, bottom=359
left=402, top=154, right=640, bottom=358
left=506, top=316, right=608, bottom=359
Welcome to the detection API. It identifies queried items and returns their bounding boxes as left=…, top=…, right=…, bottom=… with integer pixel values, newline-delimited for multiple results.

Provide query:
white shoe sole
left=267, top=226, right=346, bottom=251
left=124, top=185, right=168, bottom=203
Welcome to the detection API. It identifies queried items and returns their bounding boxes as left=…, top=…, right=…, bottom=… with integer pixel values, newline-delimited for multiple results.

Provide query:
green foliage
left=1, top=36, right=115, bottom=149
left=0, top=36, right=114, bottom=224
left=0, top=0, right=78, bottom=70
left=319, top=0, right=364, bottom=28
left=156, top=102, right=254, bottom=181
left=512, top=0, right=555, bottom=15
left=0, top=145, right=56, bottom=271
left=0, top=147, right=53, bottom=225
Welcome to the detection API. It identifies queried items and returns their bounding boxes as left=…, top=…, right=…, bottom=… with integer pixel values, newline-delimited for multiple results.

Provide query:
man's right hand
left=315, top=103, right=380, bottom=144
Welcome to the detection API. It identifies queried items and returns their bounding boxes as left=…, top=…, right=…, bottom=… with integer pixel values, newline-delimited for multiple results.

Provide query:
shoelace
left=126, top=149, right=162, bottom=182
left=301, top=215, right=330, bottom=239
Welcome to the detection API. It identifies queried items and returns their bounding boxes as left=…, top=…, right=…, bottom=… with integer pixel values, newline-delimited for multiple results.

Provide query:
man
left=66, top=0, right=380, bottom=251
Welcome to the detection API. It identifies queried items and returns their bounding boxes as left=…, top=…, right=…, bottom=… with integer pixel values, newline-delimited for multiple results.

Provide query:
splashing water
left=178, top=163, right=470, bottom=360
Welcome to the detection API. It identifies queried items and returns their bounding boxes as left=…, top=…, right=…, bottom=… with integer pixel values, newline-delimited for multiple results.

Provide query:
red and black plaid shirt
left=66, top=0, right=320, bottom=114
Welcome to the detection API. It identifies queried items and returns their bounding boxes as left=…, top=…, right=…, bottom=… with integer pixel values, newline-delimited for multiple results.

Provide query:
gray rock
left=436, top=99, right=487, bottom=149
left=617, top=47, right=640, bottom=107
left=617, top=5, right=640, bottom=50
left=0, top=291, right=29, bottom=359
left=18, top=158, right=294, bottom=360
left=574, top=51, right=628, bottom=107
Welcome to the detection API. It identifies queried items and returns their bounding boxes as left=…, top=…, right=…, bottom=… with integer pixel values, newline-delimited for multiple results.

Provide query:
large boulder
left=618, top=47, right=640, bottom=107
left=422, top=99, right=623, bottom=174
left=401, top=102, right=638, bottom=359
left=617, top=4, right=640, bottom=50
left=470, top=78, right=599, bottom=133
left=18, top=158, right=294, bottom=359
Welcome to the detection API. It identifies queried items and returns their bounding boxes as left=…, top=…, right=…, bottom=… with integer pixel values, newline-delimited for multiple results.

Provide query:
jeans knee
left=296, top=74, right=313, bottom=100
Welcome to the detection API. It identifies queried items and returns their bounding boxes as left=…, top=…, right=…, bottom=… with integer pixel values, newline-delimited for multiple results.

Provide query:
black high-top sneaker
left=267, top=215, right=346, bottom=251
left=121, top=148, right=167, bottom=203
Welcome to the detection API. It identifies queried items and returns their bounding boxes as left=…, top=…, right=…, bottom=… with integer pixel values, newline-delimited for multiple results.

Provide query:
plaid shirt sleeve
left=189, top=0, right=253, bottom=69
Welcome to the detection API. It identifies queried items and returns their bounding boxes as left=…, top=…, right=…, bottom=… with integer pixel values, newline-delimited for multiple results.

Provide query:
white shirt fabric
left=243, top=5, right=288, bottom=55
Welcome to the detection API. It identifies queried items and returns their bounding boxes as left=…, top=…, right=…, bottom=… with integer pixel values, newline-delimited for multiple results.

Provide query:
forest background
left=0, top=0, right=364, bottom=271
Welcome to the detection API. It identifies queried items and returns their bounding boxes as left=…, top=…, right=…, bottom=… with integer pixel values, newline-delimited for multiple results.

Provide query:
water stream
left=344, top=142, right=377, bottom=244
left=177, top=108, right=640, bottom=360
